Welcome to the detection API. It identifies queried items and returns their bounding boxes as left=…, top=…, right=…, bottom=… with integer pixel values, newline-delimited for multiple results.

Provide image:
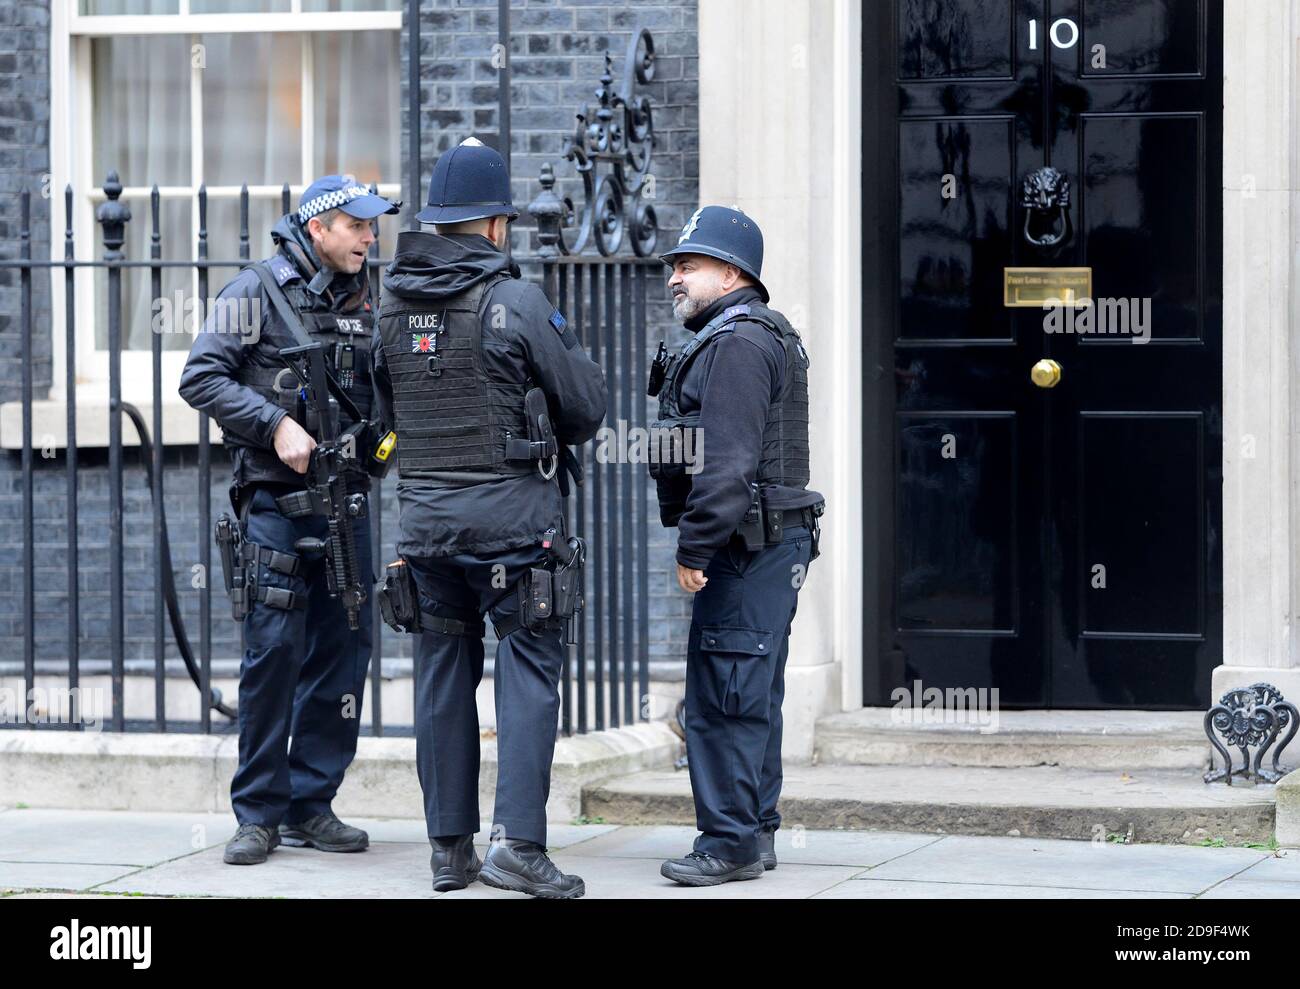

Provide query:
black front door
left=862, top=0, right=1223, bottom=708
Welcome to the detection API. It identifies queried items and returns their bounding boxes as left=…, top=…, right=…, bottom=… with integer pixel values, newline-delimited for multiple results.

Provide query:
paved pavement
left=0, top=806, right=1297, bottom=899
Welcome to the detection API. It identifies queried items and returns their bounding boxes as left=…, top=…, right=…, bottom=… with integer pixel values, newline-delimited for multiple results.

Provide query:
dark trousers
left=230, top=485, right=373, bottom=827
left=685, top=524, right=813, bottom=863
left=406, top=546, right=565, bottom=847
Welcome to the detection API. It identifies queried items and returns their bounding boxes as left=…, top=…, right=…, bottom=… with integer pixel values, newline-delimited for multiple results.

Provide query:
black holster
left=215, top=512, right=302, bottom=621
left=216, top=514, right=247, bottom=621
left=495, top=533, right=586, bottom=641
left=505, top=387, right=559, bottom=470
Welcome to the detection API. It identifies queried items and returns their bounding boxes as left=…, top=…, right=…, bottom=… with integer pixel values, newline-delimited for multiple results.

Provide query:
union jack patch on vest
left=412, top=333, right=437, bottom=354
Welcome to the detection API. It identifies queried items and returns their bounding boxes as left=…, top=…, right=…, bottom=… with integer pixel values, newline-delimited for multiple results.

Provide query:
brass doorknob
left=1031, top=359, right=1062, bottom=389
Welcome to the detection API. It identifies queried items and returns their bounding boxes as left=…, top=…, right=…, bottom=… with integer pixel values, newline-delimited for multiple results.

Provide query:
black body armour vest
left=233, top=253, right=375, bottom=486
left=377, top=276, right=534, bottom=478
left=651, top=302, right=811, bottom=488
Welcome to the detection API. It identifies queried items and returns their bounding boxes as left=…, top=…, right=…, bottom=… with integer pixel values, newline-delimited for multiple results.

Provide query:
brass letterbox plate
left=1003, top=267, right=1092, bottom=307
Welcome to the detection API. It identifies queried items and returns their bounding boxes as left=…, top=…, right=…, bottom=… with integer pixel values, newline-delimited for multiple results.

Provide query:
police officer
left=648, top=206, right=825, bottom=886
left=179, top=176, right=400, bottom=865
left=373, top=139, right=606, bottom=899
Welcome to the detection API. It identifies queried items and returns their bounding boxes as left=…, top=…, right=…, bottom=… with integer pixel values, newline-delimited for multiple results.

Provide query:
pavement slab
left=558, top=823, right=944, bottom=867
left=860, top=834, right=1271, bottom=895
left=436, top=854, right=867, bottom=900
left=94, top=842, right=440, bottom=899
left=811, top=880, right=1192, bottom=899
left=0, top=808, right=235, bottom=866
left=0, top=809, right=1295, bottom=899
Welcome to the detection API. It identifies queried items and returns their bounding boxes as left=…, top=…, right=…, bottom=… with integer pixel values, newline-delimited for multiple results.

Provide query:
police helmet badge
left=678, top=208, right=703, bottom=245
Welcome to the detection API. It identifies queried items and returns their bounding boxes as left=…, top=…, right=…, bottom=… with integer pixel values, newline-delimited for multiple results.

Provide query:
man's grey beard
left=672, top=286, right=722, bottom=321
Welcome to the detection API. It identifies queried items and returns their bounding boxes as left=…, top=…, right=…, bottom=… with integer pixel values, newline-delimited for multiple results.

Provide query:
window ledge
left=0, top=399, right=224, bottom=450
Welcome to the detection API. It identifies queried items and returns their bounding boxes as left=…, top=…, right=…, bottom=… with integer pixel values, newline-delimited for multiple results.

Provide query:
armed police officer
left=179, top=176, right=400, bottom=866
left=648, top=206, right=825, bottom=886
left=373, top=139, right=606, bottom=899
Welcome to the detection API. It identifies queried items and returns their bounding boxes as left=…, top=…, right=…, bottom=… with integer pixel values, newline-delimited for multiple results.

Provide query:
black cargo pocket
left=697, top=626, right=775, bottom=719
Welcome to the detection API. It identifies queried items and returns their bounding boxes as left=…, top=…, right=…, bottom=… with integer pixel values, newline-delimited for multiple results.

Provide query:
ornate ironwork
left=529, top=28, right=658, bottom=259
left=1204, top=682, right=1298, bottom=785
left=95, top=170, right=132, bottom=260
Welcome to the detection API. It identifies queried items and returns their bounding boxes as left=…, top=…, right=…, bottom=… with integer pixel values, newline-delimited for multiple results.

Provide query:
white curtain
left=312, top=30, right=402, bottom=252
left=92, top=33, right=191, bottom=351
left=91, top=15, right=401, bottom=350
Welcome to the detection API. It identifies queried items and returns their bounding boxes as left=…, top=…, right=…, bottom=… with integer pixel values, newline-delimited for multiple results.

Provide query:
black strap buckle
left=256, top=584, right=304, bottom=611
left=256, top=544, right=301, bottom=577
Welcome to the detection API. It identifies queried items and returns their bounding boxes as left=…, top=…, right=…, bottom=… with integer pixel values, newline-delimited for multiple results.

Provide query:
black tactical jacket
left=178, top=214, right=374, bottom=491
left=374, top=232, right=607, bottom=557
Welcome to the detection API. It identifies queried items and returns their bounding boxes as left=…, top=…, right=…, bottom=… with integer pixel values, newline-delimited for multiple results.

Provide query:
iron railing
left=1, top=6, right=669, bottom=739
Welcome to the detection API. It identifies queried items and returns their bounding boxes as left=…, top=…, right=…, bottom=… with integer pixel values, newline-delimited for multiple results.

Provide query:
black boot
left=223, top=823, right=281, bottom=865
left=478, top=838, right=585, bottom=899
left=278, top=811, right=369, bottom=852
left=430, top=834, right=481, bottom=892
left=660, top=851, right=764, bottom=886
left=758, top=828, right=778, bottom=871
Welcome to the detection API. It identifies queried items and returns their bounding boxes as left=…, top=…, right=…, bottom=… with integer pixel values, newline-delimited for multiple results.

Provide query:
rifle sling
left=247, top=262, right=366, bottom=425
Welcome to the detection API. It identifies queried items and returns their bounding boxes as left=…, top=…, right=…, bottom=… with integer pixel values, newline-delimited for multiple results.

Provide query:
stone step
left=814, top=708, right=1212, bottom=770
left=582, top=764, right=1278, bottom=845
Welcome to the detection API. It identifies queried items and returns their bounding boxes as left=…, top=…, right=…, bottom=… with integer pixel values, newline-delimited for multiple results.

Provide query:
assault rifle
left=278, top=341, right=369, bottom=630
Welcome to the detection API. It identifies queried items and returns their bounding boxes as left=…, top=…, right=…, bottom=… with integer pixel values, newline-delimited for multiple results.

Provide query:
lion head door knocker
left=1020, top=166, right=1073, bottom=250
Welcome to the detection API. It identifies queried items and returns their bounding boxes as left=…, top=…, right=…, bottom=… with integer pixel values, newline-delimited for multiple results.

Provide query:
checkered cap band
left=298, top=186, right=371, bottom=223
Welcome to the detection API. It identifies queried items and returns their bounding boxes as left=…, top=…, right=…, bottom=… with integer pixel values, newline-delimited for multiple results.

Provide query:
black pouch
left=521, top=567, right=555, bottom=630
left=378, top=559, right=421, bottom=634
left=352, top=420, right=397, bottom=479
left=647, top=421, right=689, bottom=482
left=736, top=484, right=766, bottom=552
left=647, top=342, right=672, bottom=397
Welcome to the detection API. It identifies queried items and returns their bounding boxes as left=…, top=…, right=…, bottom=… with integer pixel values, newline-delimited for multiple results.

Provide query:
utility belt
left=733, top=487, right=824, bottom=560
left=214, top=514, right=305, bottom=621
left=378, top=527, right=586, bottom=642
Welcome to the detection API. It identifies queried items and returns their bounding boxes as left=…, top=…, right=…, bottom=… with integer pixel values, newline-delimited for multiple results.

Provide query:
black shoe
left=223, top=823, right=280, bottom=865
left=430, top=834, right=481, bottom=892
left=758, top=828, right=778, bottom=871
left=478, top=838, right=585, bottom=899
left=278, top=811, right=369, bottom=852
left=660, top=851, right=764, bottom=887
